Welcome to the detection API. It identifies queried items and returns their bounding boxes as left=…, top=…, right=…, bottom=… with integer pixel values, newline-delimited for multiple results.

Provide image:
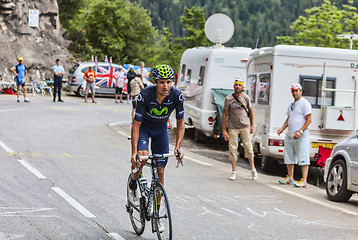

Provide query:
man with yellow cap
left=10, top=57, right=30, bottom=102
left=222, top=78, right=257, bottom=181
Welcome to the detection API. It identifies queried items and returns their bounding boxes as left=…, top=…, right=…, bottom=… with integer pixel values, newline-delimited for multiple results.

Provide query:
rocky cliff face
left=0, top=0, right=74, bottom=81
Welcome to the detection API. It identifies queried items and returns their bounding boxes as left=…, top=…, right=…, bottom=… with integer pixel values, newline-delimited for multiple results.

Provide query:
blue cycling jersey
left=15, top=64, right=26, bottom=81
left=134, top=85, right=184, bottom=126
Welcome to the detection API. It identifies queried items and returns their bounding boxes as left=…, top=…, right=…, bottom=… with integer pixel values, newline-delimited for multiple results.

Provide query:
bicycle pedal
left=126, top=204, right=133, bottom=214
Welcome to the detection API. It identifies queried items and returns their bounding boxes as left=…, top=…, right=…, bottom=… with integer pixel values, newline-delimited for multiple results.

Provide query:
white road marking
left=107, top=233, right=126, bottom=240
left=0, top=207, right=57, bottom=218
left=117, top=130, right=129, bottom=138
left=0, top=139, right=47, bottom=179
left=0, top=108, right=26, bottom=113
left=197, top=207, right=222, bottom=217
left=180, top=155, right=213, bottom=167
left=246, top=207, right=297, bottom=218
left=0, top=140, right=14, bottom=154
left=269, top=185, right=358, bottom=216
left=222, top=207, right=244, bottom=217
left=51, top=187, right=96, bottom=218
left=17, top=160, right=46, bottom=179
left=248, top=223, right=255, bottom=230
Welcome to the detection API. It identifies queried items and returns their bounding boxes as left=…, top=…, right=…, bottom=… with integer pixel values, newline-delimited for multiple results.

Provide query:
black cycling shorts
left=115, top=87, right=123, bottom=94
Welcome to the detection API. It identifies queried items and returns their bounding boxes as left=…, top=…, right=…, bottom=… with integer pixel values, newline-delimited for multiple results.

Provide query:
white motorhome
left=177, top=47, right=252, bottom=139
left=247, top=45, right=358, bottom=171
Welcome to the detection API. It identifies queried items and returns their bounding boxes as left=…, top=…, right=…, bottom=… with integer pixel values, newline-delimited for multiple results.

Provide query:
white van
left=247, top=45, right=358, bottom=171
left=66, top=62, right=125, bottom=96
left=177, top=46, right=252, bottom=139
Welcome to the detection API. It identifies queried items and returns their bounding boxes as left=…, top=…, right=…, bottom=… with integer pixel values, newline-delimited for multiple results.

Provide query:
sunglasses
left=291, top=89, right=300, bottom=93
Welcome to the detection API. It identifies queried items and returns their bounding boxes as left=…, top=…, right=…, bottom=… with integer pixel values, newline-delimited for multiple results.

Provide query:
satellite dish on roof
left=205, top=13, right=234, bottom=46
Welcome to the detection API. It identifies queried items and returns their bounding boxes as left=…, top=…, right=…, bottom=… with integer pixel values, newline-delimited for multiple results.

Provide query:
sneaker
left=17, top=99, right=20, bottom=102
left=92, top=100, right=97, bottom=103
left=229, top=172, right=236, bottom=181
left=115, top=100, right=119, bottom=103
left=294, top=179, right=308, bottom=188
left=128, top=185, right=139, bottom=206
left=58, top=99, right=64, bottom=102
left=251, top=169, right=258, bottom=181
left=279, top=175, right=293, bottom=184
left=158, top=220, right=165, bottom=233
left=24, top=99, right=30, bottom=103
left=120, top=100, right=124, bottom=103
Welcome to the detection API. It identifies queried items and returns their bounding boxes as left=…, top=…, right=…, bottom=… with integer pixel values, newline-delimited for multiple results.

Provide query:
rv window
left=198, top=66, right=205, bottom=85
left=180, top=64, right=186, bottom=81
left=258, top=74, right=270, bottom=104
left=300, top=75, right=335, bottom=108
left=248, top=75, right=256, bottom=103
left=186, top=69, right=192, bottom=83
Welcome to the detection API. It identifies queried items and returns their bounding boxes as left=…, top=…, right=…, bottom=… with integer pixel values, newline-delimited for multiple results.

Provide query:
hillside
left=130, top=0, right=354, bottom=48
left=0, top=0, right=73, bottom=80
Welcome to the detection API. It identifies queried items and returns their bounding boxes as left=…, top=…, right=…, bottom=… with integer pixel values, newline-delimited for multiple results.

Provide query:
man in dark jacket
left=126, top=65, right=136, bottom=103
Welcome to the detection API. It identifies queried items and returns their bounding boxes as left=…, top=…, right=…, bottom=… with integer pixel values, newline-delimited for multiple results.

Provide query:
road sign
left=29, top=9, right=39, bottom=28
left=336, top=33, right=358, bottom=49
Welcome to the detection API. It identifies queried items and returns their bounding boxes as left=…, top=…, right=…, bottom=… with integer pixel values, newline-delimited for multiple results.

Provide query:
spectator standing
left=222, top=79, right=257, bottom=181
left=126, top=65, right=136, bottom=103
left=277, top=83, right=312, bottom=188
left=52, top=58, right=65, bottom=102
left=83, top=66, right=96, bottom=103
left=10, top=57, right=30, bottom=103
left=113, top=65, right=126, bottom=103
left=137, top=61, right=149, bottom=87
left=130, top=75, right=144, bottom=119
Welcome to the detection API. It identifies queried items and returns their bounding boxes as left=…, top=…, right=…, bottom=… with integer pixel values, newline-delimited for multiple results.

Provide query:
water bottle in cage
left=139, top=174, right=148, bottom=193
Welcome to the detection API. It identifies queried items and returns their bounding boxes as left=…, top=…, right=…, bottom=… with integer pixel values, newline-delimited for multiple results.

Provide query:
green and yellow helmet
left=151, top=64, right=174, bottom=80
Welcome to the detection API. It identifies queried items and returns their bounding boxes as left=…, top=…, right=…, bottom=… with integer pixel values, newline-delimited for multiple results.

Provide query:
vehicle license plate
left=311, top=142, right=336, bottom=149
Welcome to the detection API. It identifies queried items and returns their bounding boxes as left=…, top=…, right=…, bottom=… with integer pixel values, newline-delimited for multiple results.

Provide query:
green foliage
left=64, top=0, right=157, bottom=65
left=175, top=7, right=211, bottom=48
left=277, top=0, right=358, bottom=49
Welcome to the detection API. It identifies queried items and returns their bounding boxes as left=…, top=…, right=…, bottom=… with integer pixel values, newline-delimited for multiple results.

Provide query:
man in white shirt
left=137, top=61, right=148, bottom=87
left=277, top=83, right=312, bottom=188
left=114, top=65, right=126, bottom=103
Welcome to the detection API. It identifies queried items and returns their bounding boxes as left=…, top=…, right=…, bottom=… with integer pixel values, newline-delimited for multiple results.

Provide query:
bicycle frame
left=140, top=156, right=171, bottom=223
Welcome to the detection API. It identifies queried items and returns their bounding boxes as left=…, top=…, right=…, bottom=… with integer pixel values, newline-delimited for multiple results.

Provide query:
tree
left=66, top=0, right=158, bottom=64
left=175, top=7, right=211, bottom=48
left=277, top=0, right=358, bottom=49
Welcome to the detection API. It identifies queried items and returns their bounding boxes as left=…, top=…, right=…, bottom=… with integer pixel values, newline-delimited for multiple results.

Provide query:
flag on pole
left=91, top=55, right=94, bottom=62
left=95, top=56, right=98, bottom=65
left=105, top=55, right=108, bottom=63
left=109, top=57, right=112, bottom=66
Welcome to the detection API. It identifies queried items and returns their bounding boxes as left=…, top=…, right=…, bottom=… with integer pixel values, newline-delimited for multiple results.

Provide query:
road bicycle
left=29, top=80, right=53, bottom=96
left=126, top=151, right=182, bottom=240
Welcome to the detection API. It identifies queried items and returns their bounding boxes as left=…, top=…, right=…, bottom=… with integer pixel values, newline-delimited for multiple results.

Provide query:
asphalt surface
left=1, top=93, right=358, bottom=240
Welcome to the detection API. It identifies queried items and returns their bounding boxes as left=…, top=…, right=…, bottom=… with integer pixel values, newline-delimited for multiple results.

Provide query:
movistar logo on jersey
left=150, top=107, right=168, bottom=116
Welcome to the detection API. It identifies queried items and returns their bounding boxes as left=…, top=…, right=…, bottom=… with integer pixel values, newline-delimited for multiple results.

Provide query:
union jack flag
left=95, top=65, right=118, bottom=87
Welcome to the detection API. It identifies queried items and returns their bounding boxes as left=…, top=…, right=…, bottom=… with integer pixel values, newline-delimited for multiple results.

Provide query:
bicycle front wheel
left=126, top=174, right=145, bottom=235
left=153, top=182, right=172, bottom=240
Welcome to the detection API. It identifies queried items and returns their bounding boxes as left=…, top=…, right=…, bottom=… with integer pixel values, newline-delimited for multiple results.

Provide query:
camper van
left=177, top=47, right=252, bottom=139
left=247, top=45, right=358, bottom=171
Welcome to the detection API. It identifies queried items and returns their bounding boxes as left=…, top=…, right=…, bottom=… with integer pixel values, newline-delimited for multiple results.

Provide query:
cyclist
left=128, top=64, right=185, bottom=211
left=10, top=57, right=30, bottom=103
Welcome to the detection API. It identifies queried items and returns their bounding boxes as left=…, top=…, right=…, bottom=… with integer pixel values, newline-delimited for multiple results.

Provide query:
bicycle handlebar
left=132, top=151, right=183, bottom=173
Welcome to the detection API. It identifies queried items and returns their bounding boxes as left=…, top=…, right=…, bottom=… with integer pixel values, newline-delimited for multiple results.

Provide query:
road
left=1, top=93, right=358, bottom=240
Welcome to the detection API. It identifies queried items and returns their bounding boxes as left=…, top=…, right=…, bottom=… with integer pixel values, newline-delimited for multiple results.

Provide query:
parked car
left=324, top=133, right=358, bottom=202
left=66, top=62, right=126, bottom=97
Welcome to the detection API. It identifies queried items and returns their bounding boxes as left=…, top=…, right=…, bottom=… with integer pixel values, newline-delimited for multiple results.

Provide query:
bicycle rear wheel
left=126, top=174, right=145, bottom=235
left=153, top=182, right=172, bottom=240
